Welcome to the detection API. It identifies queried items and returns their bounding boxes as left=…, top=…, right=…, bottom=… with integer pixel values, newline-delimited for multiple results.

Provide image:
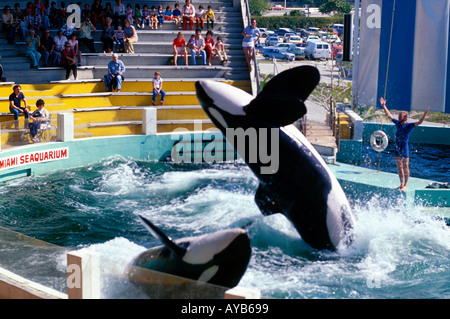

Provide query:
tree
left=319, top=0, right=352, bottom=15
left=248, top=0, right=270, bottom=16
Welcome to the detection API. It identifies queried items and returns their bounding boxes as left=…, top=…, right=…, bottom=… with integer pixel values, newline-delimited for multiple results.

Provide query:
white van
left=305, top=41, right=332, bottom=60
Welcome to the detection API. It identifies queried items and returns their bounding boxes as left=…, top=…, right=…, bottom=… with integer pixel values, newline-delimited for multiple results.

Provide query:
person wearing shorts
left=380, top=97, right=430, bottom=191
left=242, top=18, right=260, bottom=73
left=173, top=32, right=188, bottom=65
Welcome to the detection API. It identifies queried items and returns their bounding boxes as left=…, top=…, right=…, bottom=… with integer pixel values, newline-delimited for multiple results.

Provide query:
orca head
left=195, top=80, right=254, bottom=132
left=133, top=215, right=251, bottom=288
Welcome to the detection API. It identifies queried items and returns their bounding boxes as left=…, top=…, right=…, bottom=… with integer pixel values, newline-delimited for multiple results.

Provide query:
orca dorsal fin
left=244, top=66, right=320, bottom=127
left=138, top=215, right=187, bottom=257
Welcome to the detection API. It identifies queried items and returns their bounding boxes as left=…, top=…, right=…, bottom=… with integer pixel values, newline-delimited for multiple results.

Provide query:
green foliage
left=319, top=0, right=352, bottom=15
left=248, top=0, right=270, bottom=16
left=253, top=16, right=344, bottom=30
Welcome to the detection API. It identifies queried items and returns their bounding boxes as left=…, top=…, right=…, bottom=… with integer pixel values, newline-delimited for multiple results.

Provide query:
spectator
left=91, top=0, right=105, bottom=27
left=81, top=3, right=91, bottom=22
left=123, top=19, right=137, bottom=53
left=204, top=30, right=215, bottom=66
left=54, top=30, right=68, bottom=52
left=164, top=6, right=173, bottom=22
left=150, top=6, right=158, bottom=30
left=182, top=0, right=195, bottom=31
left=242, top=18, right=260, bottom=73
left=104, top=53, right=125, bottom=92
left=32, top=0, right=45, bottom=17
left=25, top=29, right=41, bottom=68
left=133, top=4, right=142, bottom=28
left=113, top=25, right=124, bottom=52
left=29, top=98, right=49, bottom=142
left=78, top=17, right=96, bottom=53
left=24, top=1, right=33, bottom=17
left=59, top=1, right=67, bottom=22
left=103, top=2, right=113, bottom=21
left=49, top=1, right=59, bottom=28
left=40, top=29, right=61, bottom=66
left=12, top=3, right=24, bottom=21
left=125, top=4, right=133, bottom=22
left=173, top=32, right=188, bottom=66
left=157, top=5, right=164, bottom=28
left=2, top=6, right=15, bottom=44
left=61, top=20, right=76, bottom=37
left=9, top=84, right=30, bottom=129
left=68, top=33, right=82, bottom=66
left=61, top=41, right=77, bottom=80
left=195, top=5, right=205, bottom=30
left=188, top=28, right=206, bottom=65
left=141, top=4, right=150, bottom=29
left=172, top=3, right=181, bottom=29
left=205, top=6, right=215, bottom=30
left=215, top=36, right=228, bottom=64
left=26, top=7, right=42, bottom=33
left=152, top=71, right=165, bottom=106
left=101, top=17, right=115, bottom=53
left=113, top=0, right=126, bottom=28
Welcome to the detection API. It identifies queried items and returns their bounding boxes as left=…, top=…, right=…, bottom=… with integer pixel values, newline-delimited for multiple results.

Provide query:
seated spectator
left=103, top=2, right=114, bottom=21
left=215, top=36, right=228, bottom=64
left=123, top=19, right=138, bottom=53
left=26, top=7, right=42, bottom=33
left=157, top=5, right=164, bottom=28
left=195, top=5, right=205, bottom=30
left=25, top=29, right=41, bottom=68
left=150, top=6, right=158, bottom=29
left=32, top=0, right=45, bottom=16
left=12, top=3, right=24, bottom=22
left=204, top=30, right=215, bottom=66
left=78, top=18, right=96, bottom=53
left=141, top=4, right=150, bottom=29
left=113, top=0, right=126, bottom=28
left=2, top=5, right=15, bottom=44
left=205, top=6, right=215, bottom=30
left=61, top=21, right=76, bottom=37
left=9, top=84, right=30, bottom=129
left=68, top=33, right=82, bottom=66
left=54, top=30, right=68, bottom=52
left=40, top=29, right=61, bottom=66
left=91, top=0, right=105, bottom=27
left=104, top=53, right=125, bottom=92
left=172, top=3, right=181, bottom=28
left=164, top=6, right=173, bottom=22
left=125, top=4, right=133, bottom=22
left=173, top=32, right=188, bottom=66
left=182, top=0, right=195, bottom=31
left=61, top=41, right=77, bottom=80
left=152, top=71, right=165, bottom=106
left=81, top=3, right=91, bottom=22
left=188, top=28, right=206, bottom=65
left=133, top=4, right=142, bottom=28
left=101, top=17, right=115, bottom=53
left=113, top=25, right=124, bottom=52
left=49, top=1, right=60, bottom=28
left=29, top=98, right=49, bottom=142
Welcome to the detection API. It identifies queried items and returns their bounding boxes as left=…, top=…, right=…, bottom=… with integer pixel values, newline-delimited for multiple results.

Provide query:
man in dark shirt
left=9, top=84, right=29, bottom=129
left=380, top=97, right=430, bottom=191
left=40, top=29, right=60, bottom=66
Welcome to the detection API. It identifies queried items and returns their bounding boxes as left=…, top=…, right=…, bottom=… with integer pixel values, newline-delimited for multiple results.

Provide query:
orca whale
left=129, top=215, right=251, bottom=288
left=195, top=66, right=355, bottom=251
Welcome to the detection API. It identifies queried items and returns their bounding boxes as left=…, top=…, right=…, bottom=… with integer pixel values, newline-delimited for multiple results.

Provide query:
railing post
left=142, top=107, right=157, bottom=135
left=67, top=250, right=100, bottom=299
left=57, top=113, right=74, bottom=142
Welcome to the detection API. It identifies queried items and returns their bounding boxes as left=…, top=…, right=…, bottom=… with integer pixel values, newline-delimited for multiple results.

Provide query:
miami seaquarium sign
left=0, top=147, right=69, bottom=171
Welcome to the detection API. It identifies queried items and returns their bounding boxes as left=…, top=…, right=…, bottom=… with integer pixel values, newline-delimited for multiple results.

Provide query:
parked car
left=283, top=33, right=296, bottom=42
left=287, top=35, right=303, bottom=44
left=260, top=30, right=275, bottom=38
left=263, top=48, right=295, bottom=61
left=332, top=44, right=343, bottom=59
left=323, top=34, right=341, bottom=44
left=305, top=35, right=320, bottom=42
left=304, top=41, right=331, bottom=60
left=270, top=5, right=285, bottom=10
left=276, top=28, right=295, bottom=37
left=265, top=35, right=281, bottom=46
left=267, top=43, right=305, bottom=59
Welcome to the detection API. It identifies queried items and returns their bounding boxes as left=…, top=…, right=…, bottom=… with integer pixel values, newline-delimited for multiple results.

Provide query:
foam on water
left=0, top=156, right=448, bottom=298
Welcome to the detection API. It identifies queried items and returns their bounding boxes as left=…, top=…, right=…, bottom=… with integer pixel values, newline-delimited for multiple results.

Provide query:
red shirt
left=173, top=38, right=186, bottom=48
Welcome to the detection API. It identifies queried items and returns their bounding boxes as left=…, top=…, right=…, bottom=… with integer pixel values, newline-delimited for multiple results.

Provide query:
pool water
left=0, top=156, right=449, bottom=298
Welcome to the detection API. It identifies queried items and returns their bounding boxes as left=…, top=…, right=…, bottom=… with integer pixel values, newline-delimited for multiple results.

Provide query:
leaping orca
left=129, top=215, right=251, bottom=288
left=195, top=66, right=355, bottom=251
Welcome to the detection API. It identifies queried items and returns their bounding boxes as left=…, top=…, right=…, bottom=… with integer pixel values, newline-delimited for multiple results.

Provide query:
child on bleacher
left=215, top=36, right=228, bottom=64
left=164, top=6, right=173, bottom=22
left=133, top=4, right=142, bottom=28
left=49, top=1, right=59, bottom=28
left=157, top=5, right=164, bottom=28
left=58, top=2, right=67, bottom=23
left=205, top=5, right=215, bottom=30
left=150, top=6, right=158, bottom=29
left=126, top=4, right=133, bottom=23
left=195, top=5, right=205, bottom=30
left=141, top=4, right=150, bottom=29
left=172, top=3, right=181, bottom=29
left=113, top=26, right=125, bottom=52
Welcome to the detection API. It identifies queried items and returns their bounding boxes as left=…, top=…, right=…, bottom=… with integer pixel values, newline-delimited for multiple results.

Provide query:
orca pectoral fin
left=138, top=215, right=186, bottom=257
left=254, top=183, right=284, bottom=216
left=244, top=66, right=320, bottom=127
